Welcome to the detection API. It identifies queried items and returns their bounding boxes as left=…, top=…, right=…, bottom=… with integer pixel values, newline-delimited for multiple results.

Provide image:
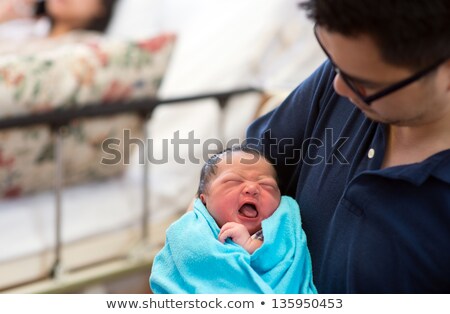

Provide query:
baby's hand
left=218, top=222, right=251, bottom=247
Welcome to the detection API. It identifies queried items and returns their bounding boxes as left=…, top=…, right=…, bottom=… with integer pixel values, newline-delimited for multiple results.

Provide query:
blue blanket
left=150, top=196, right=317, bottom=293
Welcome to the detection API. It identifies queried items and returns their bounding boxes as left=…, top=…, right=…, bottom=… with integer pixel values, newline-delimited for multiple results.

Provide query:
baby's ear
left=199, top=194, right=207, bottom=205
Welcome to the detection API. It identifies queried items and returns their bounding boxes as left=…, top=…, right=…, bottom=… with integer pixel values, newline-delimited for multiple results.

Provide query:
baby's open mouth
left=238, top=203, right=258, bottom=218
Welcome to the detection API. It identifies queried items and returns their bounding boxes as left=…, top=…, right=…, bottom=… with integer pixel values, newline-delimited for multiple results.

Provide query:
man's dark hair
left=41, top=0, right=118, bottom=33
left=197, top=146, right=277, bottom=196
left=300, top=0, right=450, bottom=70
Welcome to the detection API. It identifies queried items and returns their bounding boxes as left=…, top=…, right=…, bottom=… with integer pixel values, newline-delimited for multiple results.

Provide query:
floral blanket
left=0, top=33, right=175, bottom=198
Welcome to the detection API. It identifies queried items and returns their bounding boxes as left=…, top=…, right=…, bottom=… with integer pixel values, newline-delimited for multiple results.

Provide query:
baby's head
left=197, top=146, right=281, bottom=235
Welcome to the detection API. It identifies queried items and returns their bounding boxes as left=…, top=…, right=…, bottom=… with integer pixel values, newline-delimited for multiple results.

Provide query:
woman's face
left=47, top=0, right=105, bottom=28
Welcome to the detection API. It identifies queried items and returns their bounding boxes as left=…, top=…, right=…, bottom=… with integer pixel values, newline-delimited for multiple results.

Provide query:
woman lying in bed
left=0, top=0, right=117, bottom=41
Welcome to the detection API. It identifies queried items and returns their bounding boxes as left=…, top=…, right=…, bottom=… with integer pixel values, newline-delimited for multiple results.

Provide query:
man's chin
left=354, top=102, right=403, bottom=125
left=361, top=110, right=384, bottom=123
left=357, top=106, right=390, bottom=123
left=361, top=110, right=407, bottom=125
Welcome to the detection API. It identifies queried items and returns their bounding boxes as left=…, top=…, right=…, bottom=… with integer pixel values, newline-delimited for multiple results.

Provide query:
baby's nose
left=243, top=183, right=259, bottom=196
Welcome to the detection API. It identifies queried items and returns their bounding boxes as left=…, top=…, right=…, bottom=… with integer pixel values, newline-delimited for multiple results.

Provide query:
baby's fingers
left=220, top=222, right=238, bottom=232
left=218, top=228, right=234, bottom=243
left=218, top=222, right=240, bottom=243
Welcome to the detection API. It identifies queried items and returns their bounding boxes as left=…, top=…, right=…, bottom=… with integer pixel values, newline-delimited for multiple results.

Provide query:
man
left=247, top=0, right=450, bottom=293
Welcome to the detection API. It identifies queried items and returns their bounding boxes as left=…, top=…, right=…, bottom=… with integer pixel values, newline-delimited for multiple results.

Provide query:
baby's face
left=200, top=152, right=281, bottom=235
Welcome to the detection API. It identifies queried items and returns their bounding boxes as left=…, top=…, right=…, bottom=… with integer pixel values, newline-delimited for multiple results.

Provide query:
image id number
left=271, top=298, right=343, bottom=309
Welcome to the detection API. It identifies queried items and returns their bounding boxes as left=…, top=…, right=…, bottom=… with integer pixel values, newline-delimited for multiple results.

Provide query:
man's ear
left=447, top=60, right=450, bottom=91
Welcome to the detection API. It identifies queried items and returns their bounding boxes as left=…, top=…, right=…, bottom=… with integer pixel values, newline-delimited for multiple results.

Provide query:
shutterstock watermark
left=101, top=129, right=349, bottom=166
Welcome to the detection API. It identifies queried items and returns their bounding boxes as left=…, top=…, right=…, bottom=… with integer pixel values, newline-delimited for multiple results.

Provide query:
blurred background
left=0, top=0, right=324, bottom=293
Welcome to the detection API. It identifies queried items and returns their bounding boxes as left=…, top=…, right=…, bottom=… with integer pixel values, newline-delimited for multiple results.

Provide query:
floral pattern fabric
left=0, top=33, right=175, bottom=198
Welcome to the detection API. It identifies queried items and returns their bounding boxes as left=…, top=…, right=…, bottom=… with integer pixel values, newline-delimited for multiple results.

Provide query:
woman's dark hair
left=197, top=146, right=278, bottom=196
left=34, top=1, right=46, bottom=16
left=85, top=0, right=118, bottom=32
left=39, top=0, right=118, bottom=33
left=300, top=0, right=450, bottom=70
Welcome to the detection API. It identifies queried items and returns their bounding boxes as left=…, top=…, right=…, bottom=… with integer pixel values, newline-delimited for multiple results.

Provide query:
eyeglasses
left=313, top=25, right=447, bottom=105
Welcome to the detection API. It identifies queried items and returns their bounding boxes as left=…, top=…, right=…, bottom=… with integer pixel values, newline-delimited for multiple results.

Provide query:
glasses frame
left=313, top=25, right=447, bottom=105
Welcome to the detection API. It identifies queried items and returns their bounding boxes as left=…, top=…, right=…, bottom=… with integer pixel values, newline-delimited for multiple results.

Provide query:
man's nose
left=333, top=73, right=353, bottom=98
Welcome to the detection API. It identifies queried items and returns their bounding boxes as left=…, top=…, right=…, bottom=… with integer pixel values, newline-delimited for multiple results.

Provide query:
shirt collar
left=376, top=149, right=450, bottom=186
left=429, top=150, right=450, bottom=184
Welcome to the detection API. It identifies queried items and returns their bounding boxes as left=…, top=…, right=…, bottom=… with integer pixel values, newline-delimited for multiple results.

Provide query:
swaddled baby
left=150, top=145, right=317, bottom=294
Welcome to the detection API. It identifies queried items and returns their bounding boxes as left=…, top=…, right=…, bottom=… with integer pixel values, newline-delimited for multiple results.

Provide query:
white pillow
left=157, top=0, right=287, bottom=96
left=106, top=0, right=163, bottom=39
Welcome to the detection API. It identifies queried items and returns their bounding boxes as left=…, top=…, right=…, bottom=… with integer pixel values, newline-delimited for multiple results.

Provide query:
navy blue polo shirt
left=246, top=61, right=450, bottom=293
